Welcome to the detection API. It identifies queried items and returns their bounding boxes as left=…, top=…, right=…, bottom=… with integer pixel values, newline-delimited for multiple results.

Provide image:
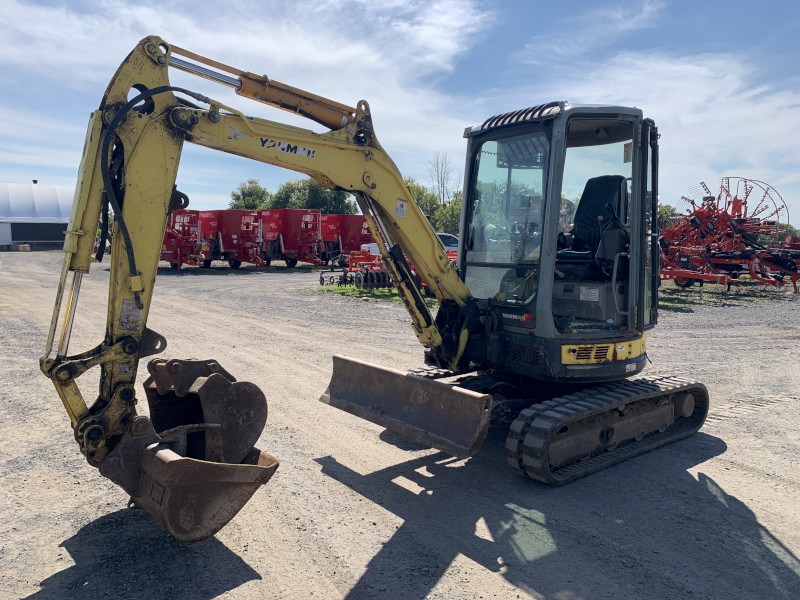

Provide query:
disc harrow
left=318, top=248, right=394, bottom=289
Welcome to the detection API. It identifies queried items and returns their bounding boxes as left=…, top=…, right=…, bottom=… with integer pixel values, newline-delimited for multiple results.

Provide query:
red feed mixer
left=196, top=209, right=261, bottom=269
left=660, top=177, right=800, bottom=292
left=319, top=214, right=374, bottom=266
left=161, top=209, right=202, bottom=269
left=161, top=208, right=346, bottom=269
left=257, top=208, right=323, bottom=267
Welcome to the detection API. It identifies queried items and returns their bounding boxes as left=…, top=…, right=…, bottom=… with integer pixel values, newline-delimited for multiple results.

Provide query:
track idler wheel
left=99, top=358, right=278, bottom=541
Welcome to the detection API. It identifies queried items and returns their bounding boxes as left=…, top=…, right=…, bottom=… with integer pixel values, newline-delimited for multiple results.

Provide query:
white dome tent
left=0, top=183, right=74, bottom=249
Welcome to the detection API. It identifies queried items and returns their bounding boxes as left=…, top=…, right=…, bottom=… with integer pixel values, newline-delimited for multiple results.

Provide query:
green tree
left=657, top=203, right=679, bottom=229
left=431, top=190, right=462, bottom=234
left=775, top=222, right=799, bottom=241
left=404, top=177, right=440, bottom=219
left=270, top=178, right=356, bottom=214
left=230, top=178, right=272, bottom=209
left=269, top=179, right=303, bottom=209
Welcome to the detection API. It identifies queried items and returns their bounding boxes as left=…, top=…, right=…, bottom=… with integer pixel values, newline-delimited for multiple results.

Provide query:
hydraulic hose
left=100, top=85, right=212, bottom=307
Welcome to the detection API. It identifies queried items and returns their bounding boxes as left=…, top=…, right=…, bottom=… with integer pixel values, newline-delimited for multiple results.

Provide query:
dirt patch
left=1, top=251, right=799, bottom=599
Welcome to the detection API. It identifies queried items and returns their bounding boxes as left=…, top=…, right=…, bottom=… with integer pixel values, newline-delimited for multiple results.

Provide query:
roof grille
left=473, top=101, right=565, bottom=134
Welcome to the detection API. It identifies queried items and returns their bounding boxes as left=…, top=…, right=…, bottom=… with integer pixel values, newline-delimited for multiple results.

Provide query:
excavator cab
left=459, top=103, right=660, bottom=382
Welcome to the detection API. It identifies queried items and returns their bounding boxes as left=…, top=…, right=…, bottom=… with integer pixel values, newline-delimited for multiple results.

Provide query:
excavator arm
left=40, top=36, right=487, bottom=541
left=182, top=95, right=473, bottom=360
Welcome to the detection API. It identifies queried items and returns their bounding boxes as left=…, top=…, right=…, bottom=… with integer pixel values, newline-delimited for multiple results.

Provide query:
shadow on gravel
left=26, top=509, right=260, bottom=599
left=658, top=305, right=696, bottom=313
left=379, top=429, right=430, bottom=452
left=153, top=265, right=319, bottom=277
left=318, top=431, right=800, bottom=600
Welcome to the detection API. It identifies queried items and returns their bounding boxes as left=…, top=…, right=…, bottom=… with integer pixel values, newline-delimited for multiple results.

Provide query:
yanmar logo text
left=502, top=312, right=533, bottom=323
left=259, top=137, right=316, bottom=158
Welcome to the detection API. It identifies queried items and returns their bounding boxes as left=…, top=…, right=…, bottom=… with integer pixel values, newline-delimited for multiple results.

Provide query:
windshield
left=463, top=131, right=549, bottom=302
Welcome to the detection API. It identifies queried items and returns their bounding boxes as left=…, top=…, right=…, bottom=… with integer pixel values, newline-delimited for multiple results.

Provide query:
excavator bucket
left=320, top=355, right=493, bottom=458
left=99, top=359, right=279, bottom=542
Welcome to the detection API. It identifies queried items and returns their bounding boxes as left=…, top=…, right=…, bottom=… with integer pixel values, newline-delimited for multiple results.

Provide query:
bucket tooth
left=320, top=355, right=492, bottom=458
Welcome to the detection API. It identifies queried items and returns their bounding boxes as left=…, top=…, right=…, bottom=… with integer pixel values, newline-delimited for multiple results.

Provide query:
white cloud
left=498, top=50, right=800, bottom=223
left=1, top=0, right=798, bottom=227
left=514, top=0, right=664, bottom=65
left=0, top=104, right=86, bottom=182
left=0, top=106, right=85, bottom=142
left=0, top=1, right=138, bottom=89
left=0, top=0, right=492, bottom=193
left=0, top=0, right=489, bottom=89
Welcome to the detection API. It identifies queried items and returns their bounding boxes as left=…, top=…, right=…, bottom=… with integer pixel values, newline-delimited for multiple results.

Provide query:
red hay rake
left=660, top=177, right=800, bottom=292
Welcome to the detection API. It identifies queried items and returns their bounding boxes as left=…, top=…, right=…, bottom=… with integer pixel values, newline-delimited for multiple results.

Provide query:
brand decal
left=501, top=312, right=533, bottom=323
left=259, top=137, right=316, bottom=158
left=228, top=126, right=253, bottom=140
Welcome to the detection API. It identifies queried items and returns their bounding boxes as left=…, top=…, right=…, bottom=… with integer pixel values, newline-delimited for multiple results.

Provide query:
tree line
left=230, top=172, right=798, bottom=241
left=229, top=153, right=463, bottom=235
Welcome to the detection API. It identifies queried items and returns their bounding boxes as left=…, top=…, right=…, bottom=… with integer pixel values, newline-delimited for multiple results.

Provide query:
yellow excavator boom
left=40, top=36, right=484, bottom=540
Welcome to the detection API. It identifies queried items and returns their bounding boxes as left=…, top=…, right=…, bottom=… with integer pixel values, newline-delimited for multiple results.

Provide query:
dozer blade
left=320, top=355, right=492, bottom=458
left=99, top=359, right=279, bottom=542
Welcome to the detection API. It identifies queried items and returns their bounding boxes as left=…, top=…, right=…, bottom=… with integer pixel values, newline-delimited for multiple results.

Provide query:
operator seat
left=557, top=175, right=627, bottom=277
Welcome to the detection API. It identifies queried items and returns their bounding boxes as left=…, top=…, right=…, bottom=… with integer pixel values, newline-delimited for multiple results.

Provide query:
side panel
left=0, top=223, right=11, bottom=246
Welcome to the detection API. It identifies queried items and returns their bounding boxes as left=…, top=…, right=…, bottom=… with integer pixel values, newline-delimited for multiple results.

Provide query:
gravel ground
left=1, top=250, right=799, bottom=600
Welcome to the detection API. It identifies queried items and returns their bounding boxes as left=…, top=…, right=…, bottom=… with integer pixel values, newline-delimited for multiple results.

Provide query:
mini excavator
left=41, top=37, right=708, bottom=541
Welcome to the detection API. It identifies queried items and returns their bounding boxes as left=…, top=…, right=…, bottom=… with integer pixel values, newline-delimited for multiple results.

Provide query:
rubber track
left=505, top=375, right=709, bottom=485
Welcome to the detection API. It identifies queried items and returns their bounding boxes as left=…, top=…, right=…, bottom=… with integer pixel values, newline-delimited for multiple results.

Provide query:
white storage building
left=0, top=183, right=73, bottom=249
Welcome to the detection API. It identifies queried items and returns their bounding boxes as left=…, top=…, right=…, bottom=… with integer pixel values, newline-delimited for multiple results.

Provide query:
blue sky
left=1, top=0, right=798, bottom=223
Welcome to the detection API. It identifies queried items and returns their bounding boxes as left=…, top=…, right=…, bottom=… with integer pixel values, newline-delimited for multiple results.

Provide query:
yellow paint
left=561, top=335, right=646, bottom=364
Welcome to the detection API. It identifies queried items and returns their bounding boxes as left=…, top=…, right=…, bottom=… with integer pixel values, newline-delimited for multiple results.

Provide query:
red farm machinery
left=160, top=207, right=377, bottom=269
left=257, top=208, right=323, bottom=267
left=319, top=246, right=388, bottom=288
left=319, top=244, right=458, bottom=292
left=660, top=177, right=800, bottom=292
left=161, top=209, right=202, bottom=269
left=196, top=209, right=261, bottom=269
left=319, top=214, right=374, bottom=266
